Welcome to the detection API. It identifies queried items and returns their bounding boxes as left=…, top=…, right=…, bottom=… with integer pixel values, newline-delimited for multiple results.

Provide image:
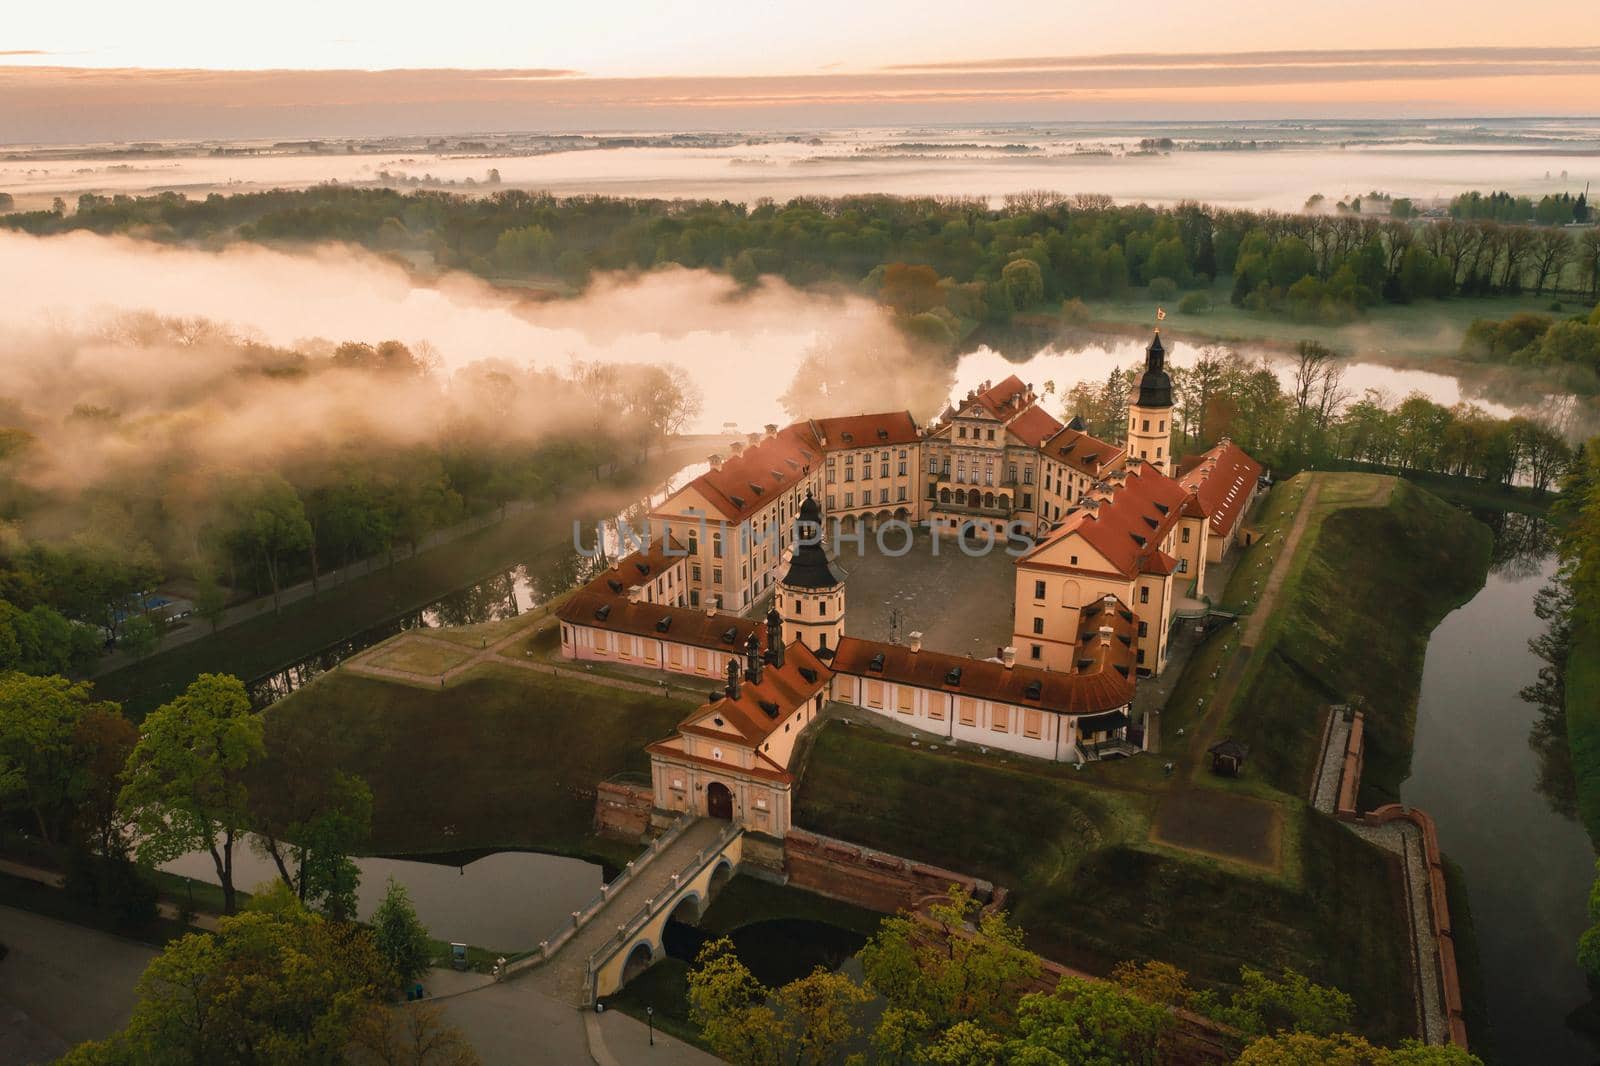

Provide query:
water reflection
left=162, top=837, right=601, bottom=951
left=1479, top=509, right=1560, bottom=580
left=1406, top=543, right=1596, bottom=1061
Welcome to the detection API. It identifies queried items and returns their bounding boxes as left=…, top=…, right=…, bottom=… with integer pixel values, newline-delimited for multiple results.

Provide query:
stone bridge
left=518, top=817, right=744, bottom=1006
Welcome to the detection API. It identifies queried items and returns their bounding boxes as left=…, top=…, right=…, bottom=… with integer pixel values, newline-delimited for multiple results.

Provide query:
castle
left=556, top=330, right=1263, bottom=836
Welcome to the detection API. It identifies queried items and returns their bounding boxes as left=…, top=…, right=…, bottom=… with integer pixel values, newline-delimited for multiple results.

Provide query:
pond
left=1404, top=513, right=1596, bottom=1062
left=161, top=837, right=602, bottom=953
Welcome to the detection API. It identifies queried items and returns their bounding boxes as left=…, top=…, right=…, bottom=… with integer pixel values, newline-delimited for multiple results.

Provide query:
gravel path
left=1348, top=819, right=1446, bottom=1045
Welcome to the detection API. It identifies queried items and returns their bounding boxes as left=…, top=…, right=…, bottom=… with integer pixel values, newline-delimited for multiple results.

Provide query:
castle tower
left=1127, top=329, right=1174, bottom=474
left=776, top=492, right=845, bottom=658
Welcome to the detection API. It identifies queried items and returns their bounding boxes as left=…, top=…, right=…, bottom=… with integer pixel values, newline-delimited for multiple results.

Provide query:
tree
left=118, top=613, right=160, bottom=662
left=0, top=672, right=122, bottom=846
left=1007, top=977, right=1172, bottom=1064
left=259, top=771, right=373, bottom=921
left=1217, top=966, right=1355, bottom=1038
left=623, top=363, right=704, bottom=456
left=214, top=473, right=313, bottom=612
left=67, top=895, right=390, bottom=1065
left=194, top=571, right=228, bottom=633
left=1237, top=1031, right=1482, bottom=1064
left=1002, top=258, right=1045, bottom=310
left=686, top=937, right=790, bottom=1066
left=372, top=877, right=433, bottom=991
left=860, top=887, right=1041, bottom=1035
left=120, top=673, right=264, bottom=913
left=71, top=705, right=137, bottom=857
left=348, top=1003, right=481, bottom=1066
left=771, top=966, right=870, bottom=1065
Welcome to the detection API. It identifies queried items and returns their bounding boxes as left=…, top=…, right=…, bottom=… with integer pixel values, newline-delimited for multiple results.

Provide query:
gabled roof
left=811, top=411, right=921, bottom=451
left=1039, top=425, right=1126, bottom=478
left=657, top=423, right=822, bottom=524
left=1020, top=461, right=1196, bottom=579
left=1177, top=440, right=1264, bottom=539
left=831, top=598, right=1137, bottom=717
left=1005, top=405, right=1065, bottom=449
left=678, top=642, right=832, bottom=754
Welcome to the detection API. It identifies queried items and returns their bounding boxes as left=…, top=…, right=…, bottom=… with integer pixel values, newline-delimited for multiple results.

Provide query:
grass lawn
left=1225, top=474, right=1494, bottom=802
left=793, top=720, right=1415, bottom=1042
left=363, top=639, right=478, bottom=677
left=794, top=721, right=1153, bottom=892
left=251, top=664, right=686, bottom=862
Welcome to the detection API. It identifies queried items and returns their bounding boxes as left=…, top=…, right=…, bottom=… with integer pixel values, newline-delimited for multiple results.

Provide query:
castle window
left=1181, top=527, right=1190, bottom=543
left=1159, top=420, right=1165, bottom=431
left=1142, top=419, right=1150, bottom=432
left=987, top=429, right=995, bottom=441
left=1139, top=586, right=1149, bottom=604
left=1138, top=621, right=1149, bottom=637
left=713, top=567, right=723, bottom=584
left=958, top=426, right=967, bottom=438
left=1030, top=644, right=1041, bottom=660
left=1033, top=580, right=1046, bottom=600
left=1032, top=617, right=1044, bottom=635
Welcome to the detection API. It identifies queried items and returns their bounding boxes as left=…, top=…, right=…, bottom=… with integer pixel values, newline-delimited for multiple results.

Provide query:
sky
left=3, top=2, right=1600, bottom=140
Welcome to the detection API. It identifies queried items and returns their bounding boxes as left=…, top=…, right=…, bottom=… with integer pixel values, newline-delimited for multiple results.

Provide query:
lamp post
left=646, top=1005, right=654, bottom=1046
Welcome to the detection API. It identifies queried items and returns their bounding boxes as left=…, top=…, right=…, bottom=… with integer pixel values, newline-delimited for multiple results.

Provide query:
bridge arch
left=667, top=891, right=704, bottom=926
left=620, top=941, right=654, bottom=985
left=709, top=859, right=733, bottom=897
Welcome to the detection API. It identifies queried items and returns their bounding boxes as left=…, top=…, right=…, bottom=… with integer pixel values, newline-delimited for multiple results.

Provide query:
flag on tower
left=1156, top=307, right=1167, bottom=321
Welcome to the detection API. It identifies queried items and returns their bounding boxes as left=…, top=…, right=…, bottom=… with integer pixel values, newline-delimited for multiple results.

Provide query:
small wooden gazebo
left=1207, top=737, right=1249, bottom=777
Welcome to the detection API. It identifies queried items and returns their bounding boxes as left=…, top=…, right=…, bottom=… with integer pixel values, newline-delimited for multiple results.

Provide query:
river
left=1405, top=516, right=1596, bottom=1062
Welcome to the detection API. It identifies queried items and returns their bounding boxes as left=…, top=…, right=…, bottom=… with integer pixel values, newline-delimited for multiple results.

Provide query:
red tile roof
left=592, top=536, right=686, bottom=597
left=1022, top=461, right=1195, bottom=579
left=1039, top=426, right=1125, bottom=478
left=973, top=375, right=1033, bottom=420
left=810, top=412, right=921, bottom=451
left=831, top=599, right=1136, bottom=716
left=1005, top=405, right=1065, bottom=449
left=1177, top=440, right=1264, bottom=539
left=557, top=551, right=765, bottom=652
left=656, top=423, right=822, bottom=523
left=678, top=641, right=832, bottom=749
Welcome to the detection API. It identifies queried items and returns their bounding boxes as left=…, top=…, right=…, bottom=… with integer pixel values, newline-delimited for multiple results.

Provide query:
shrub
left=62, top=850, right=159, bottom=930
left=1148, top=276, right=1179, bottom=302
left=1178, top=292, right=1212, bottom=315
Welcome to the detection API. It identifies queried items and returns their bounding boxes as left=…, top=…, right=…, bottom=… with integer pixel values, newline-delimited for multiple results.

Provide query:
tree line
left=7, top=187, right=1600, bottom=336
left=684, top=885, right=1480, bottom=1064
left=1057, top=341, right=1573, bottom=493
left=1460, top=305, right=1600, bottom=394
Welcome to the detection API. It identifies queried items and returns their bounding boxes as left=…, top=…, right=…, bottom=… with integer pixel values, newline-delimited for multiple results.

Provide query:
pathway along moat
left=1404, top=517, right=1595, bottom=1062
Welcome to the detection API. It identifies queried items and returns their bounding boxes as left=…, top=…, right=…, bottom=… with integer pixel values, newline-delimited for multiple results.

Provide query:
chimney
left=745, top=633, right=764, bottom=685
left=908, top=631, right=923, bottom=653
left=745, top=431, right=759, bottom=444
left=764, top=423, right=778, bottom=438
left=708, top=453, right=723, bottom=469
left=766, top=609, right=785, bottom=668
left=1001, top=646, right=1016, bottom=669
left=730, top=441, right=744, bottom=455
left=725, top=656, right=742, bottom=701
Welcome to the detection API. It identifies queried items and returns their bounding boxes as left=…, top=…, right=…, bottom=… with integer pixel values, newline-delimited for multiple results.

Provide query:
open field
left=252, top=663, right=685, bottom=862
left=364, top=639, right=477, bottom=677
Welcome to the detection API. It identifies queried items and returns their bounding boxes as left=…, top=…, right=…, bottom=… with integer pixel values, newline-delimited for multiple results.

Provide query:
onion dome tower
left=776, top=492, right=845, bottom=658
left=1127, top=329, right=1174, bottom=474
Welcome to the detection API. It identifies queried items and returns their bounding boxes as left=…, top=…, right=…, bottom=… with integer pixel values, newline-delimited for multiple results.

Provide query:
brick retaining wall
left=593, top=781, right=654, bottom=841
left=783, top=827, right=994, bottom=913
left=1336, top=711, right=1365, bottom=820
left=1364, top=804, right=1470, bottom=1049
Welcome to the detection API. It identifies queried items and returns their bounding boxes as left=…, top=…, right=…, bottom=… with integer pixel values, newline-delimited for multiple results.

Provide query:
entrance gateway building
left=555, top=330, right=1264, bottom=835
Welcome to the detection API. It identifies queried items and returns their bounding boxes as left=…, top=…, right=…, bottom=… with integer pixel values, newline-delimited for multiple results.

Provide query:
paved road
left=0, top=905, right=157, bottom=1063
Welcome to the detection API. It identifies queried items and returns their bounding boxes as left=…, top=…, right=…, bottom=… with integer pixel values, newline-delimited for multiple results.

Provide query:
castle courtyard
left=760, top=525, right=1018, bottom=657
